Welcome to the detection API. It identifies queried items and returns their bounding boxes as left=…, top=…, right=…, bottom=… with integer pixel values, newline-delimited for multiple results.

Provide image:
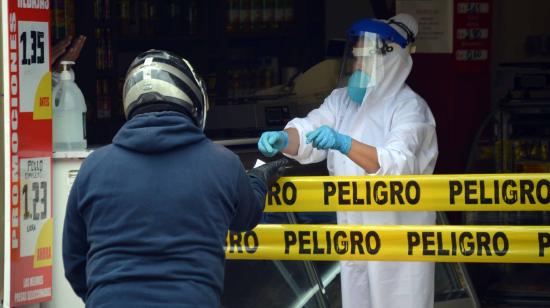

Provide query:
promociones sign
left=4, top=0, right=53, bottom=306
left=226, top=224, right=550, bottom=263
left=265, top=174, right=550, bottom=212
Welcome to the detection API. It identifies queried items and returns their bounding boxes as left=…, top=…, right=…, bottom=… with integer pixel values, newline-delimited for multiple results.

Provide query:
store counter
left=43, top=150, right=92, bottom=308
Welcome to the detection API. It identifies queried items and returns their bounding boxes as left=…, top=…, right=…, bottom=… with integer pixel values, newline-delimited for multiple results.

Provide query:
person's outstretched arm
left=230, top=158, right=289, bottom=231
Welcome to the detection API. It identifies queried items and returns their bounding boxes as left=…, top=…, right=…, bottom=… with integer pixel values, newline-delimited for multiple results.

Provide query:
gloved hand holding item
left=247, top=158, right=290, bottom=188
left=306, top=125, right=352, bottom=154
left=258, top=131, right=289, bottom=157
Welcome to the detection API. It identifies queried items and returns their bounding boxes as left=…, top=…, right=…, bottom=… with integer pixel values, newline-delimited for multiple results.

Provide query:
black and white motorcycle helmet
left=123, top=49, right=209, bottom=129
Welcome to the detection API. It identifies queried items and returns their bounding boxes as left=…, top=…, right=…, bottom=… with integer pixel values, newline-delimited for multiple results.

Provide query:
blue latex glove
left=258, top=131, right=289, bottom=157
left=306, top=125, right=352, bottom=154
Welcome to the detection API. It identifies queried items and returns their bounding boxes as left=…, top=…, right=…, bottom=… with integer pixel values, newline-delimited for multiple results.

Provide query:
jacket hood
left=113, top=111, right=205, bottom=153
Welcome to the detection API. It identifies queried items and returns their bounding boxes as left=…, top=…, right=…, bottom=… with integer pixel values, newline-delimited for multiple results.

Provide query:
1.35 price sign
left=20, top=29, right=46, bottom=66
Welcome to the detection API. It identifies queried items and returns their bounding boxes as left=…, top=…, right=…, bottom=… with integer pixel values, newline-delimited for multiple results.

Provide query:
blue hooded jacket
left=62, top=111, right=266, bottom=307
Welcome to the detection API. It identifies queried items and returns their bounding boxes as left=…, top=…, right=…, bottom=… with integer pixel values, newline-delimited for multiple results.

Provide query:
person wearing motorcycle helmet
left=63, top=49, right=288, bottom=307
left=257, top=14, right=438, bottom=308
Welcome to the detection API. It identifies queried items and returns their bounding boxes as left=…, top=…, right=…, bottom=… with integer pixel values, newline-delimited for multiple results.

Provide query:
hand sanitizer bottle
left=53, top=61, right=87, bottom=151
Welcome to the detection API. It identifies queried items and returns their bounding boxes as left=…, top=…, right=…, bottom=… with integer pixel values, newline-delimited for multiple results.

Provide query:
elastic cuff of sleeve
left=339, top=134, right=352, bottom=155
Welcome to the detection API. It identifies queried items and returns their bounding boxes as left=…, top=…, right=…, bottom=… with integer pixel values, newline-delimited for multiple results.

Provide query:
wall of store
left=494, top=0, right=550, bottom=63
left=324, top=0, right=373, bottom=47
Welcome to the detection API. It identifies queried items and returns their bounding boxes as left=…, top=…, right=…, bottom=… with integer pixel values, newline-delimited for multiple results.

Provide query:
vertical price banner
left=5, top=0, right=53, bottom=306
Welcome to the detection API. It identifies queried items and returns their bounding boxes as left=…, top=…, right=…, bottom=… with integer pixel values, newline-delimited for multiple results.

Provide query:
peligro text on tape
left=407, top=231, right=508, bottom=256
left=226, top=231, right=259, bottom=254
left=225, top=225, right=550, bottom=262
left=449, top=179, right=550, bottom=205
left=268, top=180, right=421, bottom=206
left=265, top=174, right=550, bottom=211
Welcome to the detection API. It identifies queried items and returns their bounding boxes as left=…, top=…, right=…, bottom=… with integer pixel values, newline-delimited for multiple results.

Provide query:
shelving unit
left=495, top=100, right=550, bottom=174
left=55, top=0, right=324, bottom=146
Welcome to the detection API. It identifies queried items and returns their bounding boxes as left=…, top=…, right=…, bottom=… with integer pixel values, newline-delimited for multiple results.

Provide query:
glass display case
left=465, top=63, right=550, bottom=307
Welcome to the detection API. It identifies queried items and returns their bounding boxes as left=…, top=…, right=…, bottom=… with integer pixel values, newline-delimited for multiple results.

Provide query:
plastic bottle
left=187, top=0, right=199, bottom=35
left=119, top=0, right=130, bottom=36
left=239, top=0, right=250, bottom=32
left=226, top=0, right=239, bottom=32
left=53, top=61, right=87, bottom=152
left=261, top=0, right=273, bottom=30
left=250, top=0, right=261, bottom=32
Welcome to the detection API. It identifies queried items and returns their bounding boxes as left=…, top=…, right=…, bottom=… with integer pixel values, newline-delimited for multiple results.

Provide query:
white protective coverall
left=284, top=28, right=438, bottom=308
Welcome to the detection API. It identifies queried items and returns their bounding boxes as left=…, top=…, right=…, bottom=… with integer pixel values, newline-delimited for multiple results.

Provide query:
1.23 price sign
left=20, top=158, right=51, bottom=258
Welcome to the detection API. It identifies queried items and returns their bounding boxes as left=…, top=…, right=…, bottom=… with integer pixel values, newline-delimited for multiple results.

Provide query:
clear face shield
left=338, top=32, right=396, bottom=104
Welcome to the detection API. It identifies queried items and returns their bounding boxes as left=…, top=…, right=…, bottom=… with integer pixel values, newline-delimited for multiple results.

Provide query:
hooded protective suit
left=284, top=16, right=438, bottom=308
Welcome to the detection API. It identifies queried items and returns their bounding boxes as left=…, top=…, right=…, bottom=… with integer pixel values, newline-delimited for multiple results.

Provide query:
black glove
left=247, top=158, right=290, bottom=188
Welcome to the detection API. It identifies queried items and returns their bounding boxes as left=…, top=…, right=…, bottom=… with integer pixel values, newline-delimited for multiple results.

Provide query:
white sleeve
left=284, top=90, right=341, bottom=164
left=374, top=98, right=438, bottom=175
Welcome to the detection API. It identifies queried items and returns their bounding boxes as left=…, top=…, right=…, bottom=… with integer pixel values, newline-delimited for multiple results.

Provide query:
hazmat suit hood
left=113, top=111, right=205, bottom=153
left=354, top=13, right=417, bottom=107
left=345, top=14, right=422, bottom=144
left=359, top=43, right=412, bottom=105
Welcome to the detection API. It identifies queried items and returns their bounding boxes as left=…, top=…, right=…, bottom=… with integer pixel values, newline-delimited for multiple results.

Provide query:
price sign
left=18, top=20, right=50, bottom=116
left=455, top=49, right=488, bottom=61
left=20, top=29, right=46, bottom=65
left=5, top=1, right=53, bottom=306
left=453, top=1, right=491, bottom=72
left=457, top=28, right=489, bottom=40
left=456, top=2, right=489, bottom=14
left=20, top=158, right=51, bottom=258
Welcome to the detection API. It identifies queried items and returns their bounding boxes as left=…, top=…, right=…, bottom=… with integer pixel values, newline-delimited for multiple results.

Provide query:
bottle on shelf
left=104, top=0, right=111, bottom=20
left=283, top=0, right=294, bottom=26
left=106, top=28, right=113, bottom=70
left=120, top=0, right=130, bottom=36
left=53, top=61, right=87, bottom=152
left=93, top=0, right=111, bottom=21
left=186, top=0, right=199, bottom=35
left=93, top=0, right=102, bottom=20
left=148, top=0, right=157, bottom=35
left=168, top=0, right=183, bottom=35
left=250, top=0, right=262, bottom=32
left=52, top=0, right=66, bottom=41
left=140, top=0, right=154, bottom=36
left=226, top=0, right=239, bottom=32
left=95, top=28, right=104, bottom=71
left=273, top=0, right=284, bottom=29
left=65, top=0, right=76, bottom=37
left=261, top=0, right=274, bottom=31
left=97, top=79, right=111, bottom=119
left=239, top=0, right=250, bottom=32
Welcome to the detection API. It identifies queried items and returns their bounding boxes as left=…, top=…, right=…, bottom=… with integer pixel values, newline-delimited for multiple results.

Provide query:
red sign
left=6, top=0, right=53, bottom=306
left=453, top=0, right=491, bottom=72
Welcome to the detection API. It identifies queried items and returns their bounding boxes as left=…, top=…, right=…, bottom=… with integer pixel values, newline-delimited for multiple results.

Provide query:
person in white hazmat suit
left=257, top=14, right=438, bottom=308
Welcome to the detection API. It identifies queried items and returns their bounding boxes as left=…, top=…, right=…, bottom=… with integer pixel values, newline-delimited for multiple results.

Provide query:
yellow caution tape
left=226, top=224, right=550, bottom=263
left=265, top=174, right=550, bottom=212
